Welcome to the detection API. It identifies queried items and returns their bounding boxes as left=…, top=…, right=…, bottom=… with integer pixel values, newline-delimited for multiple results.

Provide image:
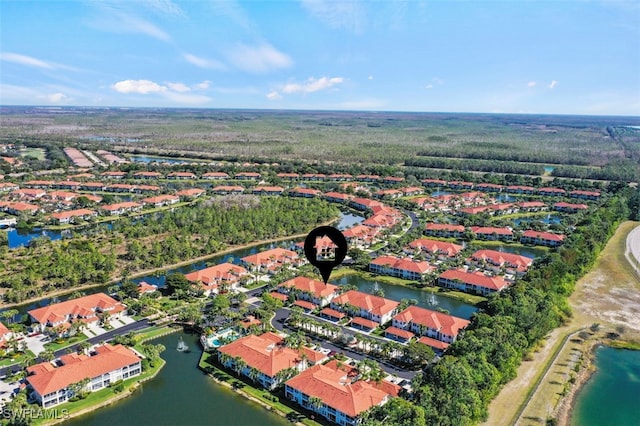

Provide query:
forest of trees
left=0, top=196, right=340, bottom=303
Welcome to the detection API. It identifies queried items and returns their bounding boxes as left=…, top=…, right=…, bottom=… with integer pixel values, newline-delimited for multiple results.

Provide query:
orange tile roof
left=241, top=248, right=299, bottom=267
left=293, top=300, right=317, bottom=311
left=332, top=290, right=399, bottom=317
left=50, top=208, right=97, bottom=220
left=393, top=306, right=470, bottom=337
left=102, top=201, right=142, bottom=211
left=218, top=332, right=322, bottom=377
left=279, top=276, right=339, bottom=299
left=384, top=326, right=415, bottom=340
left=175, top=188, right=205, bottom=197
left=418, top=336, right=450, bottom=351
left=522, top=230, right=565, bottom=242
left=285, top=360, right=400, bottom=418
left=370, top=255, right=435, bottom=275
left=28, top=293, right=125, bottom=325
left=408, top=238, right=463, bottom=256
left=319, top=307, right=346, bottom=319
left=184, top=263, right=247, bottom=285
left=470, top=249, right=533, bottom=270
left=351, top=317, right=378, bottom=329
left=27, top=344, right=140, bottom=396
left=439, top=269, right=509, bottom=291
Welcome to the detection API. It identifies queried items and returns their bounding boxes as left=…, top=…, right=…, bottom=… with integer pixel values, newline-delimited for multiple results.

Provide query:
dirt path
left=483, top=221, right=640, bottom=426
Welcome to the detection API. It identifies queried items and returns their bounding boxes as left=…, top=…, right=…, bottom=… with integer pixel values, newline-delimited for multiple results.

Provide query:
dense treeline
left=0, top=196, right=340, bottom=303
left=417, top=146, right=592, bottom=166
left=119, top=196, right=340, bottom=271
left=364, top=190, right=632, bottom=426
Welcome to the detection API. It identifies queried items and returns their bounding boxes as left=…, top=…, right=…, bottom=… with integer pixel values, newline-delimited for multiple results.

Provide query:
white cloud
left=0, top=52, right=54, bottom=69
left=120, top=14, right=171, bottom=41
left=282, top=77, right=344, bottom=95
left=227, top=43, right=292, bottom=73
left=142, top=0, right=185, bottom=17
left=549, top=80, right=559, bottom=89
left=368, top=75, right=374, bottom=81
left=301, top=0, right=366, bottom=34
left=267, top=91, right=282, bottom=100
left=87, top=4, right=171, bottom=42
left=425, top=84, right=434, bottom=89
left=112, top=79, right=167, bottom=94
left=166, top=82, right=190, bottom=92
left=183, top=53, right=226, bottom=70
left=528, top=81, right=537, bottom=87
left=194, top=80, right=211, bottom=90
left=45, top=93, right=69, bottom=103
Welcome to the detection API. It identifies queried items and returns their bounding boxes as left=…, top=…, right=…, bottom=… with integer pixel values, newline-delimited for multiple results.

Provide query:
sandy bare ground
left=484, top=221, right=640, bottom=426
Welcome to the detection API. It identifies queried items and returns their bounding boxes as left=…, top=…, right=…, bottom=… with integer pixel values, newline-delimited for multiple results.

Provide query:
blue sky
left=1, top=0, right=639, bottom=115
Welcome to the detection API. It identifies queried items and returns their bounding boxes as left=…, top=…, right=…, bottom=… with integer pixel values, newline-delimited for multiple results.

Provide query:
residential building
left=424, top=223, right=465, bottom=238
left=470, top=226, right=514, bottom=241
left=538, top=187, right=566, bottom=197
left=277, top=276, right=340, bottom=307
left=175, top=188, right=206, bottom=198
left=241, top=248, right=302, bottom=274
left=285, top=360, right=400, bottom=426
left=141, top=194, right=180, bottom=208
left=406, top=238, right=464, bottom=259
left=469, top=249, right=534, bottom=274
left=391, top=305, right=470, bottom=344
left=553, top=202, right=588, bottom=213
left=167, top=171, right=197, bottom=180
left=569, top=190, right=600, bottom=200
left=369, top=255, right=435, bottom=281
left=252, top=186, right=285, bottom=196
left=202, top=172, right=230, bottom=180
left=50, top=208, right=98, bottom=225
left=28, top=293, right=126, bottom=334
left=27, top=344, right=141, bottom=408
left=101, top=201, right=143, bottom=216
left=438, top=269, right=509, bottom=296
left=184, top=263, right=248, bottom=296
left=521, top=230, right=565, bottom=247
left=330, top=290, right=399, bottom=325
left=211, top=185, right=244, bottom=195
left=289, top=187, right=321, bottom=198
left=217, top=332, right=326, bottom=390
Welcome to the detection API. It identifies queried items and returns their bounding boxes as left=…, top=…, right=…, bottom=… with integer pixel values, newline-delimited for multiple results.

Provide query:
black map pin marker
left=303, top=226, right=348, bottom=284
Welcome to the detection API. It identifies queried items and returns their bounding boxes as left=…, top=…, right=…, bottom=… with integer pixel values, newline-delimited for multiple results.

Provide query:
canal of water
left=65, top=332, right=287, bottom=426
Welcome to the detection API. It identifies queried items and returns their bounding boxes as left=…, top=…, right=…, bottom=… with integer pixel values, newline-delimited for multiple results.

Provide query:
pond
left=65, top=332, right=287, bottom=426
left=513, top=214, right=562, bottom=226
left=129, top=155, right=208, bottom=164
left=333, top=274, right=478, bottom=320
left=571, top=346, right=640, bottom=426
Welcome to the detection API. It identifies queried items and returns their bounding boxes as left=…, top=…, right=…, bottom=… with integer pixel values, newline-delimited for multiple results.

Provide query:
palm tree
left=233, top=356, right=247, bottom=377
left=308, top=396, right=324, bottom=413
left=247, top=366, right=261, bottom=385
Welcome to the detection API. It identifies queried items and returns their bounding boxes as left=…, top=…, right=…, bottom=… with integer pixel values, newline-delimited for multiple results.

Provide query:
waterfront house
left=369, top=255, right=435, bottom=281
left=569, top=190, right=600, bottom=200
left=330, top=290, right=399, bottom=325
left=405, top=238, right=464, bottom=259
left=184, top=262, right=248, bottom=295
left=28, top=293, right=126, bottom=335
left=391, top=305, right=470, bottom=344
left=27, top=344, right=141, bottom=408
left=136, top=281, right=158, bottom=296
left=289, top=187, right=321, bottom=198
left=50, top=208, right=98, bottom=225
left=277, top=276, right=340, bottom=308
left=538, top=187, right=566, bottom=197
left=553, top=202, right=588, bottom=213
left=217, top=332, right=327, bottom=390
left=323, top=191, right=352, bottom=204
left=0, top=322, right=14, bottom=349
left=141, top=194, right=180, bottom=208
left=349, top=197, right=384, bottom=211
left=167, top=171, right=197, bottom=180
left=470, top=226, right=514, bottom=241
left=101, top=201, right=143, bottom=216
left=175, top=188, right=206, bottom=199
left=284, top=360, right=400, bottom=426
left=438, top=269, right=509, bottom=296
left=521, top=230, right=565, bottom=247
left=468, top=249, right=533, bottom=275
left=241, top=248, right=302, bottom=274
left=506, top=185, right=536, bottom=195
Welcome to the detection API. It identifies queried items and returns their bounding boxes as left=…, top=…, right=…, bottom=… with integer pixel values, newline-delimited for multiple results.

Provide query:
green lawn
left=0, top=350, right=36, bottom=368
left=44, top=334, right=88, bottom=352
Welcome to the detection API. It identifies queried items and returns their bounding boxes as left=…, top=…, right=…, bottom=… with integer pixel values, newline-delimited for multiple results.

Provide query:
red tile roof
left=285, top=360, right=400, bottom=418
left=439, top=269, right=509, bottom=291
left=319, top=307, right=346, bottom=320
left=522, top=230, right=565, bottom=242
left=384, top=326, right=415, bottom=340
left=393, top=306, right=470, bottom=337
left=418, top=336, right=450, bottom=351
left=471, top=249, right=533, bottom=270
left=351, top=317, right=378, bottom=330
left=28, top=293, right=125, bottom=325
left=50, top=208, right=97, bottom=221
left=27, top=344, right=140, bottom=396
left=279, top=276, right=339, bottom=299
left=370, top=255, right=435, bottom=275
left=184, top=263, right=247, bottom=285
left=408, top=238, right=463, bottom=257
left=218, top=332, right=323, bottom=377
left=332, top=290, right=399, bottom=317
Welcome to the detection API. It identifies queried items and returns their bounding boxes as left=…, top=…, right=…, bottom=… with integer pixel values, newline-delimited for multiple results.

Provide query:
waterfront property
left=468, top=249, right=534, bottom=275
left=28, top=293, right=126, bottom=335
left=470, top=226, right=514, bottom=242
left=438, top=269, right=509, bottom=296
left=184, top=262, right=249, bottom=295
left=330, top=290, right=399, bottom=325
left=216, top=332, right=327, bottom=390
left=241, top=248, right=303, bottom=274
left=50, top=208, right=98, bottom=224
left=277, top=276, right=340, bottom=307
left=405, top=238, right=464, bottom=259
left=285, top=359, right=400, bottom=426
left=424, top=223, right=465, bottom=238
left=369, top=255, right=435, bottom=281
left=520, top=230, right=565, bottom=247
left=391, top=306, right=470, bottom=345
left=26, top=343, right=142, bottom=408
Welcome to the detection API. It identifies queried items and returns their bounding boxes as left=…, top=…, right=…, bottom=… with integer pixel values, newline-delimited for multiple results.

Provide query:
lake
left=65, top=332, right=287, bottom=426
left=333, top=274, right=478, bottom=320
left=571, top=346, right=640, bottom=426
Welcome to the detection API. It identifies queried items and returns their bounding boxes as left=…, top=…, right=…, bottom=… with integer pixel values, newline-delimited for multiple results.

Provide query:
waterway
left=333, top=274, right=478, bottom=320
left=65, top=332, right=286, bottom=426
left=571, top=346, right=640, bottom=426
left=129, top=155, right=209, bottom=164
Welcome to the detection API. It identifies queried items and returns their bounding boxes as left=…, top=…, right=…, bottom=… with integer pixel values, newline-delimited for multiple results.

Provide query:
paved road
left=626, top=224, right=640, bottom=278
left=272, top=307, right=418, bottom=380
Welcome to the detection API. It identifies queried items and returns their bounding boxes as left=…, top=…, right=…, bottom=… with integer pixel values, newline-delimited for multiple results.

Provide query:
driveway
left=23, top=334, right=49, bottom=356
